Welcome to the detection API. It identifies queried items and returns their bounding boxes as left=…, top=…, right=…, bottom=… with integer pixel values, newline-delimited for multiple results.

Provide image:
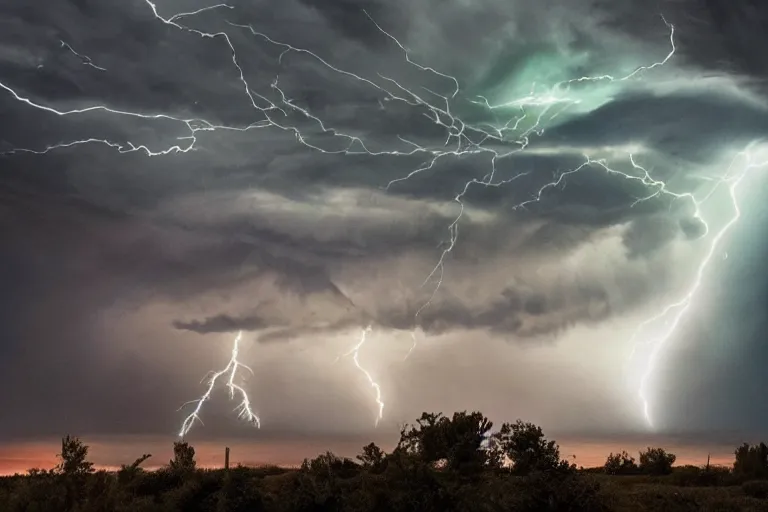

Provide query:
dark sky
left=1, top=0, right=767, bottom=454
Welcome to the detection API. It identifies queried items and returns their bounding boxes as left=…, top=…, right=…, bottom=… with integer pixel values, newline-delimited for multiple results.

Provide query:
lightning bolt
left=178, top=331, right=260, bottom=437
left=336, top=326, right=384, bottom=426
left=630, top=147, right=768, bottom=428
left=504, top=145, right=767, bottom=428
left=1, top=2, right=758, bottom=432
left=60, top=40, right=107, bottom=71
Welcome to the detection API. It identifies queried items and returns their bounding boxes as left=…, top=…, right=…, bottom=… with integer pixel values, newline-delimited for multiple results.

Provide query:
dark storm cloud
left=2, top=0, right=768, bottom=441
left=295, top=0, right=392, bottom=48
left=657, top=0, right=768, bottom=82
left=541, top=93, right=768, bottom=163
left=367, top=280, right=612, bottom=339
left=173, top=314, right=271, bottom=334
left=622, top=214, right=680, bottom=258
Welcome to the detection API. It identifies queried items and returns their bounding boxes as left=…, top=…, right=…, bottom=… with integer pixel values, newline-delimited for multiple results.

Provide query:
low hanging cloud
left=173, top=314, right=273, bottom=334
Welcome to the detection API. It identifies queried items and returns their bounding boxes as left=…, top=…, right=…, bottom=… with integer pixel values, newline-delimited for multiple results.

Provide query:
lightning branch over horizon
left=0, top=2, right=758, bottom=431
left=178, top=330, right=260, bottom=437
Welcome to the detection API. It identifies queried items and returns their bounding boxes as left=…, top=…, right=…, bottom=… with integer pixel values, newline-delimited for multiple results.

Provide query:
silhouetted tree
left=54, top=436, right=94, bottom=510
left=604, top=450, right=638, bottom=475
left=300, top=451, right=359, bottom=479
left=169, top=441, right=196, bottom=473
left=638, top=447, right=676, bottom=475
left=117, top=453, right=152, bottom=484
left=734, top=442, right=768, bottom=478
left=492, top=420, right=572, bottom=475
left=55, top=435, right=94, bottom=476
left=397, top=411, right=498, bottom=476
left=357, top=442, right=387, bottom=473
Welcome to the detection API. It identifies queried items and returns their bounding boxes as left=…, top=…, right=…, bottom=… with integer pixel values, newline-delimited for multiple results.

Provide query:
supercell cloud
left=1, top=0, right=768, bottom=446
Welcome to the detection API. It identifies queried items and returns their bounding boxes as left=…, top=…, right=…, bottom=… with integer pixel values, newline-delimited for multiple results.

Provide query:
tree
left=54, top=436, right=95, bottom=510
left=604, top=450, right=638, bottom=475
left=397, top=411, right=499, bottom=476
left=117, top=453, right=152, bottom=484
left=734, top=442, right=768, bottom=478
left=169, top=441, right=196, bottom=473
left=492, top=420, right=572, bottom=475
left=357, top=442, right=387, bottom=473
left=301, top=451, right=359, bottom=479
left=55, top=435, right=94, bottom=476
left=638, top=447, right=676, bottom=475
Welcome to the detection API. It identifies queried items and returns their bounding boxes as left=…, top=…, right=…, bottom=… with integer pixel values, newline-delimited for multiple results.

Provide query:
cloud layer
left=1, top=0, right=767, bottom=444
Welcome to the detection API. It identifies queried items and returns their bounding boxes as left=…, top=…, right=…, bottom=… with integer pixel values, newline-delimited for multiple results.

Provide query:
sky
left=1, top=0, right=768, bottom=473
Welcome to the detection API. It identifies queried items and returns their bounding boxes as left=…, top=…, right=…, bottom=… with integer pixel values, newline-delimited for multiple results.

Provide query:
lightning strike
left=337, top=326, right=384, bottom=425
left=1, top=1, right=753, bottom=432
left=631, top=147, right=768, bottom=428
left=60, top=40, right=107, bottom=71
left=404, top=331, right=417, bottom=361
left=178, top=331, right=260, bottom=437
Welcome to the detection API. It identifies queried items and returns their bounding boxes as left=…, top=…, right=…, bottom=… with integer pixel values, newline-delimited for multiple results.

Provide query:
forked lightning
left=178, top=331, right=260, bottom=437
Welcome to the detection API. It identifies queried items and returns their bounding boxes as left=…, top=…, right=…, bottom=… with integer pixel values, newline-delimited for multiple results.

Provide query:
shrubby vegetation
left=2, top=411, right=768, bottom=511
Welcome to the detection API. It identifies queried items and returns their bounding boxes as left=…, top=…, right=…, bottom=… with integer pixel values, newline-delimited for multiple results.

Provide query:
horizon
left=1, top=0, right=768, bottom=476
left=0, top=427, right=754, bottom=477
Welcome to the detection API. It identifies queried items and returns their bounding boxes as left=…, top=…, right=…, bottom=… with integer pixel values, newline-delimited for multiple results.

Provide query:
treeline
left=2, top=411, right=768, bottom=511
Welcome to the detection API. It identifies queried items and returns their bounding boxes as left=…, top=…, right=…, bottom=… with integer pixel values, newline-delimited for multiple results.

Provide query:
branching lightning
left=178, top=331, right=260, bottom=437
left=1, top=2, right=761, bottom=432
left=630, top=147, right=768, bottom=428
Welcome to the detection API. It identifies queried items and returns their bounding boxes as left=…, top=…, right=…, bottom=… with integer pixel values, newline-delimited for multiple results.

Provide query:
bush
left=742, top=479, right=768, bottom=499
left=491, top=420, right=573, bottom=476
left=639, top=447, right=676, bottom=476
left=734, top=443, right=768, bottom=479
left=520, top=471, right=607, bottom=512
left=668, top=465, right=733, bottom=487
left=604, top=451, right=638, bottom=475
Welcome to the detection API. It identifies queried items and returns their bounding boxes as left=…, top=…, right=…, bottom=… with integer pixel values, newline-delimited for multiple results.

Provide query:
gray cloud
left=1, top=0, right=767, bottom=446
left=173, top=314, right=272, bottom=334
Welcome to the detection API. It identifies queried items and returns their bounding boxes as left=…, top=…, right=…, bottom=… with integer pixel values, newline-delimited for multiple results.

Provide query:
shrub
left=742, top=479, right=768, bottom=499
left=734, top=443, right=768, bottom=479
left=604, top=451, right=638, bottom=475
left=492, top=420, right=573, bottom=476
left=639, top=447, right=676, bottom=476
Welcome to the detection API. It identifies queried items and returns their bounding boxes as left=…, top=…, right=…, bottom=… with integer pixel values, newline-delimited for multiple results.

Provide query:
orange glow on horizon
left=0, top=436, right=737, bottom=477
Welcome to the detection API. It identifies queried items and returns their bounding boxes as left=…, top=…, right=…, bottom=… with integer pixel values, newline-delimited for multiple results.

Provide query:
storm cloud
left=1, top=0, right=768, bottom=452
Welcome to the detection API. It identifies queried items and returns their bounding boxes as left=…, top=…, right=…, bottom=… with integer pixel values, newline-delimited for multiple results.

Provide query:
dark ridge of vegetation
left=2, top=411, right=768, bottom=511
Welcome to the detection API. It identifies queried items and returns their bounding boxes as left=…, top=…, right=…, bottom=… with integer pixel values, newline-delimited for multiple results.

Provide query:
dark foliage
left=638, top=447, right=676, bottom=476
left=397, top=411, right=500, bottom=476
left=56, top=436, right=95, bottom=477
left=2, top=413, right=768, bottom=511
left=604, top=451, right=639, bottom=476
left=666, top=464, right=735, bottom=487
left=169, top=441, right=196, bottom=474
left=742, top=479, right=768, bottom=500
left=491, top=419, right=573, bottom=476
left=734, top=443, right=768, bottom=479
